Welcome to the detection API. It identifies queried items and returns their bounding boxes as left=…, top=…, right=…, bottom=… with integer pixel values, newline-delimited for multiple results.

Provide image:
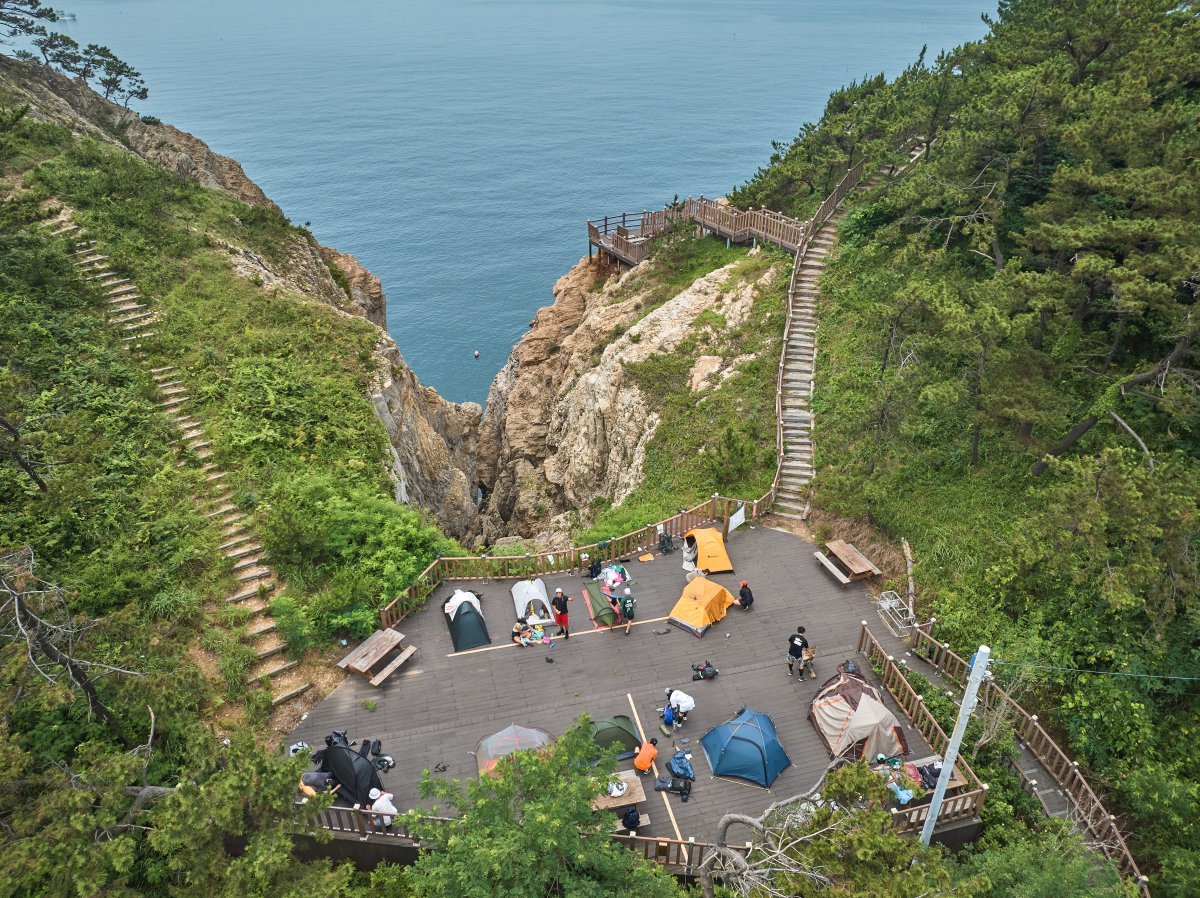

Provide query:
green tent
left=583, top=582, right=621, bottom=629
left=590, top=715, right=640, bottom=760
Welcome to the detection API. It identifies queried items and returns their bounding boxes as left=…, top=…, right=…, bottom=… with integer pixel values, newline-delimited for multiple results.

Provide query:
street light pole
left=920, top=644, right=990, bottom=846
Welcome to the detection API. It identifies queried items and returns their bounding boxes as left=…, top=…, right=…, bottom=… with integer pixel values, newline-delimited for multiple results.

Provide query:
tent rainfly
left=667, top=576, right=735, bottom=637
left=583, top=582, right=621, bottom=629
left=476, top=724, right=553, bottom=776
left=683, top=527, right=733, bottom=574
left=444, top=589, right=491, bottom=653
left=321, top=743, right=383, bottom=805
left=511, top=578, right=555, bottom=626
left=808, top=663, right=910, bottom=761
left=700, top=707, right=792, bottom=787
left=589, top=715, right=641, bottom=760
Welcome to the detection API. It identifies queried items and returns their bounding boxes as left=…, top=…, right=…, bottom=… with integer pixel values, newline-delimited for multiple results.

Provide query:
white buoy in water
left=474, top=350, right=480, bottom=359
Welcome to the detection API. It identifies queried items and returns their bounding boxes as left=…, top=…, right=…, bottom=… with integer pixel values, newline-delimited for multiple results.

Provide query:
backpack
left=620, top=807, right=640, bottom=831
left=654, top=774, right=692, bottom=800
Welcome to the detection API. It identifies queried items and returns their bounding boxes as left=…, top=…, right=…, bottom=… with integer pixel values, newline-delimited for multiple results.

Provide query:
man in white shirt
left=368, top=786, right=397, bottom=829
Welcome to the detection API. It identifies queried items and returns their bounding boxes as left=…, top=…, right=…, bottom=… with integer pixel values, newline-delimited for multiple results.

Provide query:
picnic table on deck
left=823, top=540, right=881, bottom=581
left=592, top=769, right=647, bottom=810
left=337, top=629, right=415, bottom=686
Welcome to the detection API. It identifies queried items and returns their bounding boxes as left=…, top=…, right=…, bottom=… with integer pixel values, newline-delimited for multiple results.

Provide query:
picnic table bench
left=337, top=629, right=416, bottom=687
left=815, top=539, right=881, bottom=585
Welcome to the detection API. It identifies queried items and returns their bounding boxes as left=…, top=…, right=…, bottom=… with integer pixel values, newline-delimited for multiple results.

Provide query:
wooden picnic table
left=592, top=769, right=647, bottom=810
left=339, top=629, right=404, bottom=675
left=825, top=540, right=882, bottom=581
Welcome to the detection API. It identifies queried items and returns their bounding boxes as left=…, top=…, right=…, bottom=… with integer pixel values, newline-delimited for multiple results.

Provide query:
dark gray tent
left=589, top=715, right=640, bottom=759
left=323, top=743, right=383, bottom=806
left=444, top=589, right=491, bottom=652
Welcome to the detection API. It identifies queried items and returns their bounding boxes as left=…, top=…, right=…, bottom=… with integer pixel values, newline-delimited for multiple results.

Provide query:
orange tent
left=684, top=528, right=734, bottom=573
left=668, top=576, right=735, bottom=638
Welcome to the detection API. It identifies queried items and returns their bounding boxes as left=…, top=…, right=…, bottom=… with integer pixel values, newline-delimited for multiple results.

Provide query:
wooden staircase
left=773, top=144, right=926, bottom=517
left=52, top=219, right=312, bottom=709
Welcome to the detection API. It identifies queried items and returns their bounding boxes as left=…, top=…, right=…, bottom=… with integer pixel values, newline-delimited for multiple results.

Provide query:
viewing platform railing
left=907, top=624, right=1149, bottom=894
left=857, top=623, right=989, bottom=832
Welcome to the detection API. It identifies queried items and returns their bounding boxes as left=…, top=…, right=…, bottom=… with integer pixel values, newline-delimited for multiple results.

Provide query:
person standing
left=787, top=626, right=809, bottom=677
left=551, top=587, right=572, bottom=639
left=620, top=587, right=637, bottom=635
left=737, top=580, right=754, bottom=610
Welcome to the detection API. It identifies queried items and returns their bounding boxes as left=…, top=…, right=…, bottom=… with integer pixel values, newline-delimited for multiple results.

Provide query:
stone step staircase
left=774, top=144, right=927, bottom=517
left=53, top=219, right=311, bottom=708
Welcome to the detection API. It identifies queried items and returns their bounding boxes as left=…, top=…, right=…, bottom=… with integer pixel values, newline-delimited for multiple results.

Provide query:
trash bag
left=667, top=750, right=695, bottom=781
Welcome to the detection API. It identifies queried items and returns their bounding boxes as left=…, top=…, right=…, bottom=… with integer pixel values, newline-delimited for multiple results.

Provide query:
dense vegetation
left=578, top=231, right=788, bottom=543
left=729, top=0, right=1198, bottom=893
left=0, top=66, right=459, bottom=893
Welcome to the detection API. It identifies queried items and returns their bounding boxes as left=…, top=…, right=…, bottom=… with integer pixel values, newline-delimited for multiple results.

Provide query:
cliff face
left=475, top=252, right=777, bottom=546
left=0, top=57, right=480, bottom=539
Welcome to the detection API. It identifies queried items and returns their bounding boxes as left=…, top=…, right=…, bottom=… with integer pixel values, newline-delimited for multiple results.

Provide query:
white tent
left=444, top=589, right=482, bottom=620
left=511, top=578, right=555, bottom=625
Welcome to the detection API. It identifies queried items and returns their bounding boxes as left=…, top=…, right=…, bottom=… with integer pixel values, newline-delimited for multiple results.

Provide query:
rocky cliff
left=0, top=57, right=480, bottom=538
left=475, top=251, right=780, bottom=546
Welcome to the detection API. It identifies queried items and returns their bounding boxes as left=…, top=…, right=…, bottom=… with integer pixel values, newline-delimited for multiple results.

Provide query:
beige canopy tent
left=809, top=663, right=909, bottom=760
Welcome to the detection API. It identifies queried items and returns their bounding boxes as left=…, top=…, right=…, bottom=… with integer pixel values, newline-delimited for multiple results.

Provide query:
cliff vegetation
left=733, top=0, right=1199, bottom=893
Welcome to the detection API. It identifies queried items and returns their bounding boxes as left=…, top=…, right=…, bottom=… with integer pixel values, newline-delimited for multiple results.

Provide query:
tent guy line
left=625, top=690, right=685, bottom=843
left=444, top=616, right=672, bottom=657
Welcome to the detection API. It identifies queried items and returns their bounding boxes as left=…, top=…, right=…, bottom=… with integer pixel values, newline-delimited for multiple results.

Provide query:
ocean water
left=61, top=0, right=989, bottom=404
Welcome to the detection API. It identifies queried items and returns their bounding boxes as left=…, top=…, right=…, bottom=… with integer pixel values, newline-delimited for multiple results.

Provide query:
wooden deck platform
left=288, top=526, right=931, bottom=844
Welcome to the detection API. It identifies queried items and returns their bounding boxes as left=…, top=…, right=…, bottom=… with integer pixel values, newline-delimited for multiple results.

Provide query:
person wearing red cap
left=736, top=580, right=754, bottom=610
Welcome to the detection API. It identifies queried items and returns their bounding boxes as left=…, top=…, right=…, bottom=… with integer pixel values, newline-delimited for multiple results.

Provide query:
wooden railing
left=908, top=624, right=1150, bottom=894
left=297, top=803, right=452, bottom=842
left=856, top=623, right=989, bottom=833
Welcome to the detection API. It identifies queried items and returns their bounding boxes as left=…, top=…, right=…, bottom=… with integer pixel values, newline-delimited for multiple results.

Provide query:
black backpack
left=621, top=807, right=640, bottom=831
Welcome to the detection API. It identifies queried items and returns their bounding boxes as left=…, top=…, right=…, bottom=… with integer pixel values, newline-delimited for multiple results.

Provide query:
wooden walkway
left=291, top=526, right=938, bottom=846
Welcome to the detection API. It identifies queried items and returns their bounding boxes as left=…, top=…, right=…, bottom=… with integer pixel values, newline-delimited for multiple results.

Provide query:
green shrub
left=269, top=594, right=315, bottom=657
left=145, top=587, right=202, bottom=622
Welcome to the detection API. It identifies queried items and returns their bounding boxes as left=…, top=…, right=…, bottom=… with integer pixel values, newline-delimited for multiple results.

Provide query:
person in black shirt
left=787, top=626, right=809, bottom=677
left=550, top=587, right=572, bottom=639
left=737, top=580, right=754, bottom=610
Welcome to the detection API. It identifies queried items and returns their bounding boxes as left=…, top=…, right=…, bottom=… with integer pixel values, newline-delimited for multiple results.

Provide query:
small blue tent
left=700, top=708, right=791, bottom=787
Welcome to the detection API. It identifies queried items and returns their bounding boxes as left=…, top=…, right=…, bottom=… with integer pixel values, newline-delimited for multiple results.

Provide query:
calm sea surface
left=63, top=0, right=988, bottom=403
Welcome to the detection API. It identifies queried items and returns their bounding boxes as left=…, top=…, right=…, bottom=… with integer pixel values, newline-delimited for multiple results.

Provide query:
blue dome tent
left=700, top=708, right=792, bottom=787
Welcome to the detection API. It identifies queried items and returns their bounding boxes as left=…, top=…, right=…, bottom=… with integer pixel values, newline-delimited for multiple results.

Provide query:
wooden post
left=721, top=498, right=731, bottom=539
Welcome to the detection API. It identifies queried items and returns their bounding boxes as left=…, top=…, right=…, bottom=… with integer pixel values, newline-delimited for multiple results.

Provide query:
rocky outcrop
left=475, top=254, right=778, bottom=544
left=0, top=57, right=481, bottom=538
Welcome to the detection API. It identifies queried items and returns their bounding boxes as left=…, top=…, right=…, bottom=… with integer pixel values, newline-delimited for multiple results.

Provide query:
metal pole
left=920, top=644, right=990, bottom=846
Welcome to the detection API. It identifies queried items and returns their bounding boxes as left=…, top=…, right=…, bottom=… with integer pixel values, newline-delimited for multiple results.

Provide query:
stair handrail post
left=920, top=645, right=990, bottom=846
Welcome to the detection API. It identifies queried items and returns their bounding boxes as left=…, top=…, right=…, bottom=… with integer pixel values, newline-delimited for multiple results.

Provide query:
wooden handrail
left=908, top=624, right=1149, bottom=895
left=857, top=623, right=988, bottom=833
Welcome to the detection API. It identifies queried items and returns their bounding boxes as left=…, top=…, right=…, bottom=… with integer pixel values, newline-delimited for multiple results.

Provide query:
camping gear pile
left=681, top=528, right=734, bottom=574
left=598, top=563, right=632, bottom=590
left=476, top=724, right=553, bottom=776
left=511, top=578, right=555, bottom=626
left=309, top=730, right=394, bottom=805
left=690, top=660, right=719, bottom=681
left=655, top=747, right=697, bottom=802
left=444, top=589, right=491, bottom=652
left=667, top=576, right=735, bottom=637
left=808, top=662, right=910, bottom=760
left=700, top=708, right=792, bottom=787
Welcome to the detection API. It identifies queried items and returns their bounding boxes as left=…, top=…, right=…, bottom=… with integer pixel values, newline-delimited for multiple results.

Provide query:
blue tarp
left=700, top=707, right=792, bottom=787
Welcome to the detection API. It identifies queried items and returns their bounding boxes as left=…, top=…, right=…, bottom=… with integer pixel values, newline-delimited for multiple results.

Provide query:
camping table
left=591, top=770, right=647, bottom=810
left=825, top=540, right=882, bottom=581
left=341, top=629, right=404, bottom=677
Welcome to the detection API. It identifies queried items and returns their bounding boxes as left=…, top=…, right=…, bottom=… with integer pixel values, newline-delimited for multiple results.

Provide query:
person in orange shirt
left=634, top=737, right=658, bottom=775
